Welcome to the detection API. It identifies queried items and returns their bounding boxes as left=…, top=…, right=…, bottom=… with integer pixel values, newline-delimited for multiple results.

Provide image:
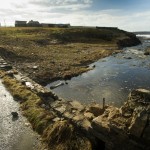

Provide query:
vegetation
left=0, top=27, right=139, bottom=85
left=1, top=73, right=92, bottom=149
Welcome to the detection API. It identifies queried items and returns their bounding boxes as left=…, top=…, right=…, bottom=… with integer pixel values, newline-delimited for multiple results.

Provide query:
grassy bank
left=0, top=27, right=140, bottom=85
left=0, top=71, right=93, bottom=150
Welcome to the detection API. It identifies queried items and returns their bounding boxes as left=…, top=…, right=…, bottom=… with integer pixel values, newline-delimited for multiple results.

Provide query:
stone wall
left=0, top=56, right=150, bottom=150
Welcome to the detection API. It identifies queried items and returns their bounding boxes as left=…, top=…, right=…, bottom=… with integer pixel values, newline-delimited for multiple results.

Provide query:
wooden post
left=103, top=98, right=105, bottom=110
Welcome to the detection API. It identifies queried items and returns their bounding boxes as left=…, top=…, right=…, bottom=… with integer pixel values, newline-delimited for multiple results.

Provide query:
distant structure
left=27, top=20, right=40, bottom=27
left=15, top=20, right=118, bottom=29
left=15, top=20, right=70, bottom=28
left=96, top=26, right=118, bottom=30
left=41, top=23, right=55, bottom=27
left=15, top=21, right=27, bottom=27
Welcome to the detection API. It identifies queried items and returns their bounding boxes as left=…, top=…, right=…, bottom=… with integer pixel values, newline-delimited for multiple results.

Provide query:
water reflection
left=47, top=36, right=150, bottom=107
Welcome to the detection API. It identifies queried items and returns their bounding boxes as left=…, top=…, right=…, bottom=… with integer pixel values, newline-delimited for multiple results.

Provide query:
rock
left=92, top=65, right=96, bottom=68
left=65, top=81, right=68, bottom=84
left=84, top=112, right=95, bottom=120
left=80, top=119, right=92, bottom=131
left=72, top=114, right=84, bottom=122
left=144, top=52, right=150, bottom=55
left=32, top=66, right=38, bottom=69
left=92, top=115, right=110, bottom=133
left=25, top=82, right=34, bottom=90
left=0, top=65, right=12, bottom=70
left=70, top=101, right=84, bottom=111
left=120, top=105, right=133, bottom=118
left=129, top=109, right=148, bottom=137
left=50, top=82, right=64, bottom=89
left=88, top=103, right=104, bottom=117
left=41, top=104, right=46, bottom=108
left=25, top=122, right=30, bottom=127
left=53, top=117, right=60, bottom=122
left=6, top=70, right=14, bottom=77
left=41, top=104, right=49, bottom=109
left=123, top=56, right=132, bottom=59
left=63, top=112, right=74, bottom=119
left=11, top=112, right=18, bottom=118
left=107, top=106, right=120, bottom=120
left=55, top=105, right=66, bottom=114
left=129, top=89, right=150, bottom=104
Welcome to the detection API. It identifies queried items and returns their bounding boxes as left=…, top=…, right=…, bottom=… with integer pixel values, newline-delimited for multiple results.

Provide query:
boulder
left=70, top=101, right=85, bottom=111
left=11, top=112, right=18, bottom=118
left=129, top=89, right=150, bottom=103
left=80, top=119, right=92, bottom=131
left=84, top=112, right=95, bottom=120
left=88, top=103, right=104, bottom=117
left=92, top=115, right=110, bottom=133
left=25, top=82, right=34, bottom=90
left=72, top=114, right=84, bottom=122
left=144, top=51, right=150, bottom=55
left=129, top=109, right=148, bottom=137
left=55, top=105, right=66, bottom=114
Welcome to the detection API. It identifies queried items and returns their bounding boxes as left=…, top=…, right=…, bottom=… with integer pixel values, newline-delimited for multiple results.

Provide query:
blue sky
left=0, top=0, right=150, bottom=31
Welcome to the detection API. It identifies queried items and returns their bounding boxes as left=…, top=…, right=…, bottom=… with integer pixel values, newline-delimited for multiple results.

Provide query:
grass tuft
left=42, top=121, right=92, bottom=150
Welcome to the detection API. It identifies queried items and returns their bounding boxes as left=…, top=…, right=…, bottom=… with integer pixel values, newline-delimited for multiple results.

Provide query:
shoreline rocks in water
left=144, top=47, right=150, bottom=55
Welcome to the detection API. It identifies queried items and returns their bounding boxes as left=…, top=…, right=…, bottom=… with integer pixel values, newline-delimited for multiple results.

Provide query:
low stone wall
left=0, top=56, right=150, bottom=150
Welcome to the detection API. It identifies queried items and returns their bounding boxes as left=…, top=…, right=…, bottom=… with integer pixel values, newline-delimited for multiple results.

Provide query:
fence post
left=103, top=98, right=105, bottom=110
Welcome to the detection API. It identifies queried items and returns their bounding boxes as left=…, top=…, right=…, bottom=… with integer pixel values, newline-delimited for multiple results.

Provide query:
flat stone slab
left=0, top=65, right=12, bottom=70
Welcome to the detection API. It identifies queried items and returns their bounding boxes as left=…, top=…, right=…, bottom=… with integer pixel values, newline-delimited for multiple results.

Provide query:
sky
left=0, top=0, right=150, bottom=31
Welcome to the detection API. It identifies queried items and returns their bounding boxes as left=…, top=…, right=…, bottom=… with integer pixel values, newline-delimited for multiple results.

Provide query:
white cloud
left=0, top=0, right=149, bottom=31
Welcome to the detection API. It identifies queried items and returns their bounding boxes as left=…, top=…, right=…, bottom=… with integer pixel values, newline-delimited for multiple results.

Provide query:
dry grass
left=1, top=74, right=93, bottom=149
left=42, top=120, right=92, bottom=150
left=2, top=75, right=52, bottom=134
left=0, top=27, right=135, bottom=85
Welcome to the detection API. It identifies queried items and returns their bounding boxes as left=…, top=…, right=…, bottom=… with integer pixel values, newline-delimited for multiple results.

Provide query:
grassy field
left=0, top=27, right=139, bottom=85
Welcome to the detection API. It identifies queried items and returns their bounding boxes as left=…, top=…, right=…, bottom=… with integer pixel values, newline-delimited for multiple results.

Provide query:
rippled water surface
left=0, top=80, right=40, bottom=150
left=47, top=36, right=150, bottom=107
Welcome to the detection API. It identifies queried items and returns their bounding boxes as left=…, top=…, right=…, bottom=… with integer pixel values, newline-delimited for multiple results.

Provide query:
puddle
left=0, top=80, right=41, bottom=150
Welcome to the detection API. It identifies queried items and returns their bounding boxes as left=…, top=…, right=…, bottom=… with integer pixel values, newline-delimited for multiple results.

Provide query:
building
left=41, top=23, right=56, bottom=27
left=15, top=20, right=71, bottom=28
left=15, top=21, right=27, bottom=27
left=56, top=24, right=70, bottom=28
left=27, top=20, right=41, bottom=27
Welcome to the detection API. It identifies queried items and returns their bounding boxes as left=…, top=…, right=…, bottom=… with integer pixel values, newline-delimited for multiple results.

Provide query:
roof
left=15, top=21, right=27, bottom=24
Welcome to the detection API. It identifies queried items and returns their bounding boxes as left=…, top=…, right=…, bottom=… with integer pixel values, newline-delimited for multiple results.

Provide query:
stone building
left=27, top=20, right=41, bottom=27
left=15, top=21, right=27, bottom=27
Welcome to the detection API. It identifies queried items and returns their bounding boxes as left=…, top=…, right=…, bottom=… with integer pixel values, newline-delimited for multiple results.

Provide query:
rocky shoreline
left=0, top=55, right=150, bottom=150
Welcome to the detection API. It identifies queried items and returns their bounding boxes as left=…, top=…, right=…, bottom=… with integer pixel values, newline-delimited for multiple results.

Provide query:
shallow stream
left=47, top=35, right=150, bottom=107
left=0, top=80, right=40, bottom=150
